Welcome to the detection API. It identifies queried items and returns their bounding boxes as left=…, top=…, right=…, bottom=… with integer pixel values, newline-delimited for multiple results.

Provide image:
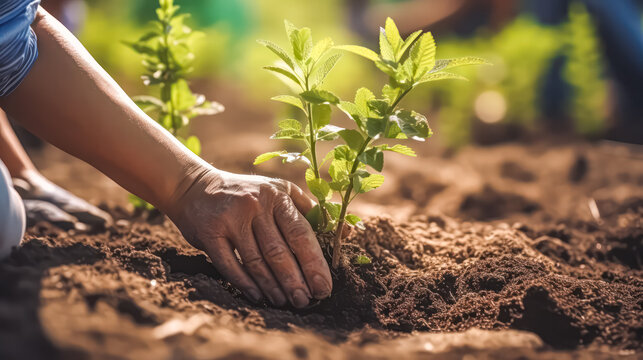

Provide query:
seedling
left=125, top=0, right=223, bottom=208
left=256, top=18, right=487, bottom=267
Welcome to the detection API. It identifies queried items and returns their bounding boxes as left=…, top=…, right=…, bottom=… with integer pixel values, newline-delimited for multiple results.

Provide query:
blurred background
left=25, top=0, right=643, bottom=211
left=44, top=0, right=643, bottom=145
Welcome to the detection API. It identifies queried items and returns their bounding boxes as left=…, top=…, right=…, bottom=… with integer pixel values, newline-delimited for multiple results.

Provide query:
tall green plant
left=564, top=2, right=608, bottom=136
left=125, top=0, right=224, bottom=208
left=255, top=18, right=487, bottom=267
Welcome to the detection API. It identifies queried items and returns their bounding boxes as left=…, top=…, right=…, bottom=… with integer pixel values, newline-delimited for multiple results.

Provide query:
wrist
left=160, top=160, right=221, bottom=222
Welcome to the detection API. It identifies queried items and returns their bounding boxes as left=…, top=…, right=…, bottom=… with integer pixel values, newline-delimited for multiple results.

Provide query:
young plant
left=255, top=20, right=344, bottom=230
left=125, top=0, right=223, bottom=208
left=256, top=18, right=487, bottom=268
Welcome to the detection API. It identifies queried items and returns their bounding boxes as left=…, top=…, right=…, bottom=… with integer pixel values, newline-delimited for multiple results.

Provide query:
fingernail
left=291, top=289, right=309, bottom=308
left=312, top=275, right=332, bottom=299
left=246, top=288, right=262, bottom=303
left=269, top=288, right=287, bottom=306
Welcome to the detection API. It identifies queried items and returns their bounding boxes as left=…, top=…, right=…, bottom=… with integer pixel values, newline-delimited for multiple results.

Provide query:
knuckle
left=243, top=254, right=265, bottom=269
left=236, top=192, right=261, bottom=211
left=286, top=222, right=312, bottom=244
left=264, top=244, right=289, bottom=260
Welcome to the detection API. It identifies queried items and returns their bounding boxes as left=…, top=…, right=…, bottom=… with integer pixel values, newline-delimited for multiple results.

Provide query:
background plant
left=125, top=0, right=224, bottom=208
left=255, top=18, right=487, bottom=267
left=563, top=2, right=608, bottom=136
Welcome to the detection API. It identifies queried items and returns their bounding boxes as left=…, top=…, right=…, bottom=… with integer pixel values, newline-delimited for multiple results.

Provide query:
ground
left=1, top=86, right=642, bottom=359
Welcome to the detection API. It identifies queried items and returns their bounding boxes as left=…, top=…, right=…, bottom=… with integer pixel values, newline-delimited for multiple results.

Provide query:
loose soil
left=1, top=90, right=642, bottom=359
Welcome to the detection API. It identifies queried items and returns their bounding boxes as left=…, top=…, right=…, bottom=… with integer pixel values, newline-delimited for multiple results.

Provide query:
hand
left=167, top=167, right=332, bottom=308
left=13, top=170, right=113, bottom=228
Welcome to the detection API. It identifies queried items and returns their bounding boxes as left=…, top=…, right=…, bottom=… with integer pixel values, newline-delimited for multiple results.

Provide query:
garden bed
left=1, top=140, right=641, bottom=359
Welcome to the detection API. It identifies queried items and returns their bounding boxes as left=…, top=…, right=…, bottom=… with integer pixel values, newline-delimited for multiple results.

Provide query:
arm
left=0, top=8, right=331, bottom=308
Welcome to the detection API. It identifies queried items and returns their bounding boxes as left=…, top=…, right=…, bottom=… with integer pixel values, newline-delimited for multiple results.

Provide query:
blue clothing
left=0, top=0, right=40, bottom=96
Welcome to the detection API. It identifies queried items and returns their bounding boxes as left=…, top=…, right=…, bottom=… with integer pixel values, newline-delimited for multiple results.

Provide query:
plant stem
left=331, top=87, right=413, bottom=268
left=303, top=75, right=328, bottom=229
left=332, top=136, right=371, bottom=268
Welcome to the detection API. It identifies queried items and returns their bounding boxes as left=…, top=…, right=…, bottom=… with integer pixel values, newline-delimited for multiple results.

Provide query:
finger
left=252, top=215, right=312, bottom=308
left=201, top=236, right=263, bottom=303
left=231, top=228, right=287, bottom=306
left=273, top=197, right=332, bottom=300
left=278, top=180, right=316, bottom=215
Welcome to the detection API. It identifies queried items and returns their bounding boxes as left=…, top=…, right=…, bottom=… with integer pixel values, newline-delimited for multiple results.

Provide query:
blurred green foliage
left=427, top=4, right=608, bottom=147
left=78, top=0, right=609, bottom=149
left=564, top=2, right=608, bottom=136
left=124, top=0, right=223, bottom=208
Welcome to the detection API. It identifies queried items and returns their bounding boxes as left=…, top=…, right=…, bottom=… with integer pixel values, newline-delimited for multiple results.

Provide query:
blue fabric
left=0, top=0, right=40, bottom=96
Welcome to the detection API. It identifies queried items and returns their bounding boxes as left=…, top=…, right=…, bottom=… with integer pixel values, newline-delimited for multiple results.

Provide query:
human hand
left=167, top=167, right=332, bottom=308
left=13, top=170, right=113, bottom=228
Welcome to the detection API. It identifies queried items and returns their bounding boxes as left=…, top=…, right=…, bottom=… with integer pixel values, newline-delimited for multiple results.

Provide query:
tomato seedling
left=256, top=18, right=488, bottom=268
left=125, top=0, right=223, bottom=208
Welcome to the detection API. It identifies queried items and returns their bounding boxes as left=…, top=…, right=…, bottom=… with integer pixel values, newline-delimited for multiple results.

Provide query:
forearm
left=0, top=109, right=37, bottom=177
left=0, top=8, right=208, bottom=212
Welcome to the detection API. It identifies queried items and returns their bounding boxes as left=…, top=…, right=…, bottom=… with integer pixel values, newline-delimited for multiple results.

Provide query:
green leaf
left=310, top=53, right=342, bottom=86
left=290, top=27, right=313, bottom=62
left=357, top=147, right=384, bottom=172
left=271, top=95, right=305, bottom=112
left=346, top=214, right=366, bottom=230
left=263, top=66, right=302, bottom=86
left=137, top=31, right=160, bottom=42
left=355, top=87, right=376, bottom=117
left=379, top=28, right=396, bottom=62
left=271, top=129, right=305, bottom=140
left=284, top=19, right=297, bottom=39
left=133, top=95, right=165, bottom=112
left=329, top=158, right=351, bottom=184
left=416, top=71, right=468, bottom=84
left=381, top=84, right=403, bottom=104
left=384, top=17, right=402, bottom=53
left=278, top=119, right=302, bottom=131
left=324, top=202, right=342, bottom=219
left=124, top=41, right=157, bottom=56
left=366, top=117, right=386, bottom=138
left=310, top=37, right=334, bottom=61
left=300, top=89, right=340, bottom=104
left=409, top=32, right=436, bottom=79
left=317, top=125, right=344, bottom=141
left=334, top=45, right=379, bottom=62
left=280, top=152, right=311, bottom=165
left=254, top=151, right=287, bottom=165
left=382, top=144, right=416, bottom=156
left=129, top=194, right=155, bottom=210
left=355, top=173, right=385, bottom=193
left=306, top=175, right=332, bottom=201
left=184, top=136, right=201, bottom=155
left=171, top=79, right=197, bottom=111
left=430, top=57, right=491, bottom=73
left=312, top=104, right=331, bottom=129
left=305, top=204, right=324, bottom=232
left=257, top=39, right=296, bottom=70
left=390, top=109, right=432, bottom=140
left=367, top=99, right=389, bottom=117
left=374, top=59, right=399, bottom=78
left=397, top=30, right=422, bottom=61
left=353, top=254, right=371, bottom=265
left=332, top=145, right=355, bottom=161
left=338, top=129, right=365, bottom=150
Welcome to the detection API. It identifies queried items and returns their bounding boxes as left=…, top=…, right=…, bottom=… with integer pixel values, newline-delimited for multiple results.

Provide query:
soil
left=1, top=86, right=642, bottom=359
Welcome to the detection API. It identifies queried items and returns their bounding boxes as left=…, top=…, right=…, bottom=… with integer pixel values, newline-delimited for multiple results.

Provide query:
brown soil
left=1, top=88, right=642, bottom=359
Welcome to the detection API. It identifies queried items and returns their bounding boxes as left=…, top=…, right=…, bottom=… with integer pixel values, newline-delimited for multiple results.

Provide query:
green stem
left=331, top=86, right=413, bottom=268
left=303, top=73, right=328, bottom=229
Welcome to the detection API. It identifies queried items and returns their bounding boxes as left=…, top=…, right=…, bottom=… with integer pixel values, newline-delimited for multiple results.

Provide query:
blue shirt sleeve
left=0, top=0, right=41, bottom=96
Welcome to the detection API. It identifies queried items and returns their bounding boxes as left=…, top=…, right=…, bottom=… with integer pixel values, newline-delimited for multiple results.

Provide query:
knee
left=0, top=164, right=25, bottom=258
